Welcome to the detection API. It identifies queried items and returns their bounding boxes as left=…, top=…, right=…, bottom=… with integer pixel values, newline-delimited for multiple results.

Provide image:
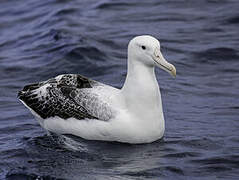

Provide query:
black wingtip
left=17, top=90, right=23, bottom=99
left=18, top=83, right=40, bottom=99
left=17, top=89, right=28, bottom=102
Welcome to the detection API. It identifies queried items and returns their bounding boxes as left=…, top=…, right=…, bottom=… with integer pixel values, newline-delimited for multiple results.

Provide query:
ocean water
left=0, top=0, right=239, bottom=179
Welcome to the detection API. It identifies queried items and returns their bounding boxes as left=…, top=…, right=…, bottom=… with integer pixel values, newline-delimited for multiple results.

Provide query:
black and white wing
left=18, top=74, right=114, bottom=121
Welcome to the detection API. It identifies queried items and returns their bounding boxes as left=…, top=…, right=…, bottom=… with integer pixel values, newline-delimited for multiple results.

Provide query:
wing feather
left=18, top=74, right=114, bottom=121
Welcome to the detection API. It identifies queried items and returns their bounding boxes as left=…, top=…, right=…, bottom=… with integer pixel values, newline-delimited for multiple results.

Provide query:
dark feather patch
left=18, top=74, right=99, bottom=120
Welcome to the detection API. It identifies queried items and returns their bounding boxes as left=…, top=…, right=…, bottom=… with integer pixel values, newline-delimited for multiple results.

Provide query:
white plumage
left=18, top=35, right=176, bottom=144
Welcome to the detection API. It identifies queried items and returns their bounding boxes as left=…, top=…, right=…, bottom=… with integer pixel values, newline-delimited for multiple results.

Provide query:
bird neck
left=121, top=57, right=163, bottom=119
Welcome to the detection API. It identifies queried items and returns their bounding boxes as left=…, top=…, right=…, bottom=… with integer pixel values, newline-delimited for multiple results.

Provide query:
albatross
left=18, top=35, right=176, bottom=144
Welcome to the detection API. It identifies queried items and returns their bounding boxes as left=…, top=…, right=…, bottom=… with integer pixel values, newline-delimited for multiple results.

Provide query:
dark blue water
left=1, top=0, right=239, bottom=179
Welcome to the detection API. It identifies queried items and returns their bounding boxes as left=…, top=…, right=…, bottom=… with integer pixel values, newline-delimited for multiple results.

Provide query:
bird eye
left=141, top=46, right=146, bottom=50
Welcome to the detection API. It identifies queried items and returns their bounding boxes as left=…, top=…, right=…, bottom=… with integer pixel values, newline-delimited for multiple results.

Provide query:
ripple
left=164, top=152, right=201, bottom=158
left=6, top=172, right=66, bottom=180
left=190, top=155, right=239, bottom=169
left=225, top=15, right=239, bottom=24
left=123, top=166, right=184, bottom=178
left=193, top=47, right=239, bottom=63
left=66, top=46, right=108, bottom=63
left=53, top=8, right=78, bottom=17
left=94, top=2, right=135, bottom=10
left=178, top=138, right=222, bottom=151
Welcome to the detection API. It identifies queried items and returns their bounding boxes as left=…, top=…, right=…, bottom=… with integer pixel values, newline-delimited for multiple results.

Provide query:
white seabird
left=18, top=35, right=176, bottom=144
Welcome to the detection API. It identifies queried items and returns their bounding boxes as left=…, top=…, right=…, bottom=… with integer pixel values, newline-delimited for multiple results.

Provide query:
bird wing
left=18, top=74, right=115, bottom=121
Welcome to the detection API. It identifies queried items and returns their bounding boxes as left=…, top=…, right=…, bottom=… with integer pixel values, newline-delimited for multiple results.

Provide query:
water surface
left=0, top=0, right=239, bottom=179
